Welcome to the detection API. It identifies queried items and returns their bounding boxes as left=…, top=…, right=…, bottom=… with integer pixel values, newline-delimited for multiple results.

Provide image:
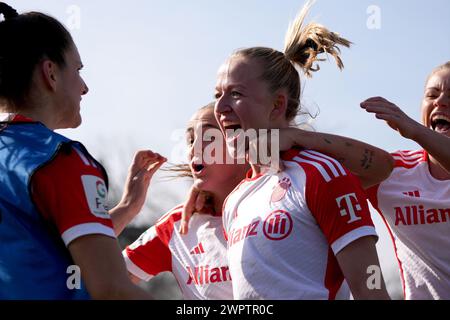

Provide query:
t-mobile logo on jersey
left=335, top=193, right=362, bottom=224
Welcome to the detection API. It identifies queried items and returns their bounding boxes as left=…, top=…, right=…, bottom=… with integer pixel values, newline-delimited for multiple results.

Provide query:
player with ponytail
left=182, top=0, right=392, bottom=299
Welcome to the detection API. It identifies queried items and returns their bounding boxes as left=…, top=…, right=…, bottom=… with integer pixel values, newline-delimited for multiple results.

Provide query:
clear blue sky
left=7, top=0, right=450, bottom=297
left=9, top=0, right=448, bottom=156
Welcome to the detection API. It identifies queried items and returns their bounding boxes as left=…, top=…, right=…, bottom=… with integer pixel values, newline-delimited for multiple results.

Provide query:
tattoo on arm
left=324, top=138, right=332, bottom=144
left=361, top=149, right=374, bottom=170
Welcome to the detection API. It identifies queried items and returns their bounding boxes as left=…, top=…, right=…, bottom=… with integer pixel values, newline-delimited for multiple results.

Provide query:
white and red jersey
left=123, top=205, right=233, bottom=300
left=367, top=149, right=450, bottom=299
left=222, top=149, right=378, bottom=300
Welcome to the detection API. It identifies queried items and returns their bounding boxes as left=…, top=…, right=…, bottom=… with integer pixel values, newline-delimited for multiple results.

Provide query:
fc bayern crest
left=270, top=177, right=291, bottom=203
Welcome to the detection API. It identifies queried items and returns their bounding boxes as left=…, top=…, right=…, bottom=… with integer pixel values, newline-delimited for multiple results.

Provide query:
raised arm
left=361, top=96, right=450, bottom=174
left=109, top=150, right=166, bottom=235
left=281, top=128, right=394, bottom=188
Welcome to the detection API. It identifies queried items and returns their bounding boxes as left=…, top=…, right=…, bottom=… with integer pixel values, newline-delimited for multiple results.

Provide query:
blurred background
left=7, top=0, right=450, bottom=299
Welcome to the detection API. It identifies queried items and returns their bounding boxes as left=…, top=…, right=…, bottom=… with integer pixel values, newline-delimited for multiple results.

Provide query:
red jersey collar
left=0, top=113, right=35, bottom=123
left=12, top=114, right=35, bottom=122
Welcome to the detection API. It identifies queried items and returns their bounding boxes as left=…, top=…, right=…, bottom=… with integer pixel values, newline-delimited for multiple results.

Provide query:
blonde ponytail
left=284, top=0, right=351, bottom=77
left=231, top=0, right=351, bottom=121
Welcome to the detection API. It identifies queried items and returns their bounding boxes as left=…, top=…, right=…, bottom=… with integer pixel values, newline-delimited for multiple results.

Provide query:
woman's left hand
left=179, top=186, right=215, bottom=235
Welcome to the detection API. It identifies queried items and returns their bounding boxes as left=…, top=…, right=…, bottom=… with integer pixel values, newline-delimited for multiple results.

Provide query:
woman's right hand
left=361, top=96, right=423, bottom=140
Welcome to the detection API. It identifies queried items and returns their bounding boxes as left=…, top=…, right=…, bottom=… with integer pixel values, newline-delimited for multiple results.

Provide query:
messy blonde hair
left=232, top=0, right=351, bottom=121
left=426, top=61, right=450, bottom=85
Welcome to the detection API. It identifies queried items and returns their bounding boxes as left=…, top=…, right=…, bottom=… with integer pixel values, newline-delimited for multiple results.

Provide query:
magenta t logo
left=335, top=193, right=362, bottom=224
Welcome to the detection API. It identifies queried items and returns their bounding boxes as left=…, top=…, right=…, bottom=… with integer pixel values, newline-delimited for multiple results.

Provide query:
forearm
left=95, top=281, right=149, bottom=300
left=292, top=129, right=394, bottom=188
left=69, top=235, right=152, bottom=300
left=109, top=203, right=140, bottom=236
left=412, top=125, right=450, bottom=173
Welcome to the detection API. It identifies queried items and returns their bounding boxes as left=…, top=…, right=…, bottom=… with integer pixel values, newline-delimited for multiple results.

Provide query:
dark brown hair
left=0, top=2, right=73, bottom=109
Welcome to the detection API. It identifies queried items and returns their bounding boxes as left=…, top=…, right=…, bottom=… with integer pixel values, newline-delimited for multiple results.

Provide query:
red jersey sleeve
left=31, top=145, right=115, bottom=246
left=122, top=205, right=183, bottom=281
left=123, top=226, right=172, bottom=281
left=296, top=150, right=378, bottom=254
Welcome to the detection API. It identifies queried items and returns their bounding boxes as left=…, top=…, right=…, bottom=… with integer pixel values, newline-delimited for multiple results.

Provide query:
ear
left=39, top=60, right=59, bottom=92
left=270, top=91, right=288, bottom=121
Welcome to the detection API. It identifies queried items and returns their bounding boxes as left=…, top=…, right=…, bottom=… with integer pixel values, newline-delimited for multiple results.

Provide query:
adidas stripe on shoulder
left=391, top=150, right=426, bottom=169
left=155, top=204, right=184, bottom=225
left=291, top=150, right=347, bottom=182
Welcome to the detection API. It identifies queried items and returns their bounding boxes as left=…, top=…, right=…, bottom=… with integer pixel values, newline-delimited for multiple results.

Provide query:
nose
left=434, top=92, right=449, bottom=108
left=81, top=78, right=89, bottom=95
left=215, top=95, right=232, bottom=116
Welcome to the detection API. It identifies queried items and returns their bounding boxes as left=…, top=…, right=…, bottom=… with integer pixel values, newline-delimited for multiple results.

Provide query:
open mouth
left=223, top=124, right=243, bottom=141
left=192, top=163, right=205, bottom=174
left=222, top=123, right=248, bottom=160
left=224, top=124, right=242, bottom=131
left=431, top=114, right=450, bottom=133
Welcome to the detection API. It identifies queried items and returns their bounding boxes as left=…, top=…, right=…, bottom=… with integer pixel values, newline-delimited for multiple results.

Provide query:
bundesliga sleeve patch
left=81, top=175, right=110, bottom=219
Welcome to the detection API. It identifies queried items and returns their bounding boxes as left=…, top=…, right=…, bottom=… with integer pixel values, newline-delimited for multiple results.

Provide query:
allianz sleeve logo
left=81, top=175, right=110, bottom=219
left=186, top=265, right=231, bottom=285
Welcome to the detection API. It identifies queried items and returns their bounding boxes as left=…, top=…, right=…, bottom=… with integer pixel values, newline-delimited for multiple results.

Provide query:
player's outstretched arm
left=361, top=96, right=450, bottom=173
left=68, top=234, right=151, bottom=299
left=280, top=128, right=394, bottom=188
left=336, top=236, right=390, bottom=300
left=109, top=150, right=167, bottom=235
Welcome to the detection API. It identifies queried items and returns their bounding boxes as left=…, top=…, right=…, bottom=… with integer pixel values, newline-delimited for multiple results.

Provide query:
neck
left=213, top=194, right=225, bottom=215
left=19, top=105, right=57, bottom=130
left=250, top=163, right=263, bottom=177
left=429, top=156, right=450, bottom=180
left=210, top=173, right=248, bottom=214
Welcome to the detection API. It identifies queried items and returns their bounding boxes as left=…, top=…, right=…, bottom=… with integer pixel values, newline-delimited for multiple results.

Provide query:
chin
left=193, top=178, right=207, bottom=190
left=193, top=179, right=218, bottom=194
left=70, top=115, right=82, bottom=128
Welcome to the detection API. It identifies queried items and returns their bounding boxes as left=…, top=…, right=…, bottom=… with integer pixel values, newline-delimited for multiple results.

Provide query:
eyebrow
left=185, top=123, right=218, bottom=134
left=215, top=84, right=247, bottom=91
left=426, top=86, right=450, bottom=92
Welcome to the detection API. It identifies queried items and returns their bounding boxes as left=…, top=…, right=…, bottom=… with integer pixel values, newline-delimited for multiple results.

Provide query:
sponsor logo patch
left=263, top=210, right=293, bottom=240
left=81, top=175, right=110, bottom=219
